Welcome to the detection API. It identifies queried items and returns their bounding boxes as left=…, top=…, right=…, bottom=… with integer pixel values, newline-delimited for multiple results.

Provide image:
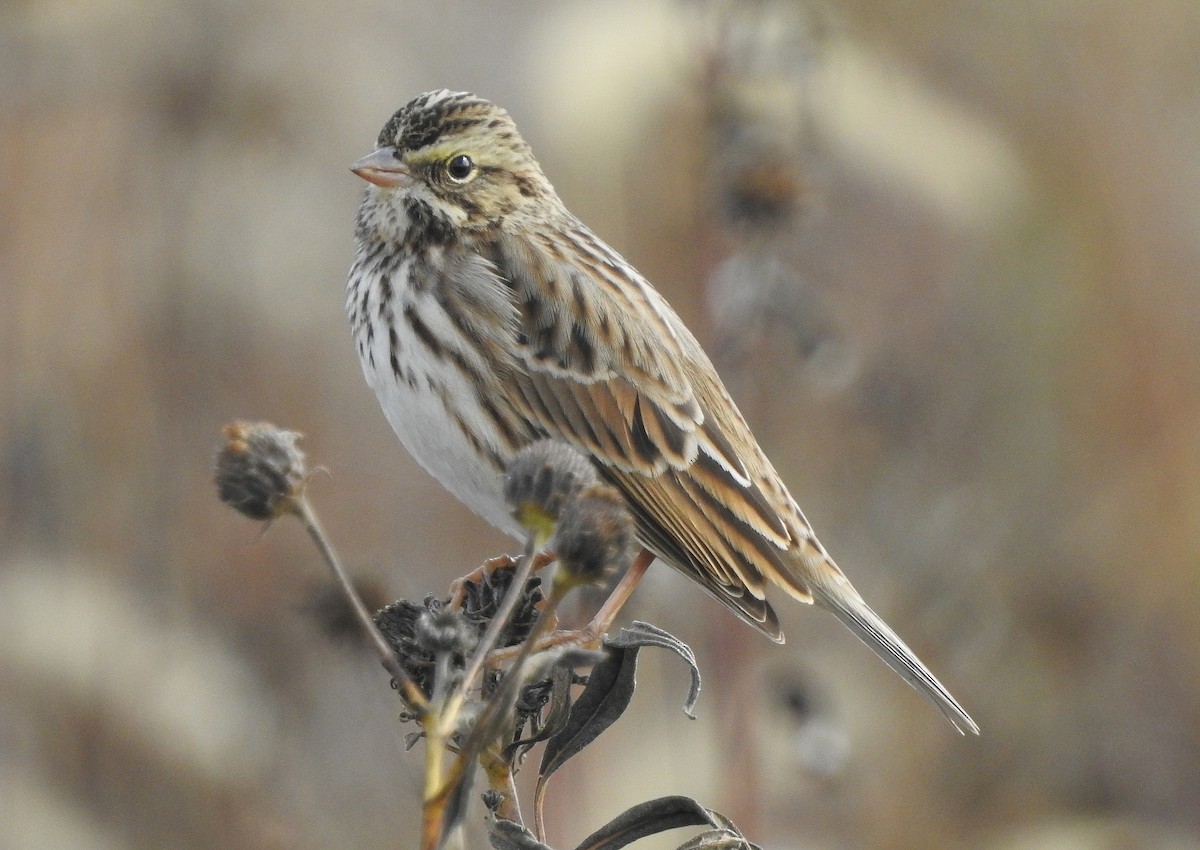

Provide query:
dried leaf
left=674, top=828, right=762, bottom=850
left=538, top=643, right=638, bottom=784
left=571, top=796, right=724, bottom=850
left=486, top=810, right=558, bottom=850
left=537, top=622, right=701, bottom=805
left=607, top=621, right=701, bottom=718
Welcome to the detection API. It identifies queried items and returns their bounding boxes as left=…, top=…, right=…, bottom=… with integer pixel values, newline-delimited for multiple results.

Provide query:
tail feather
left=809, top=574, right=979, bottom=735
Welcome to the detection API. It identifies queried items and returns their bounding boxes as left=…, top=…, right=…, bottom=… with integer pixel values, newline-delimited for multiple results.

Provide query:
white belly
left=351, top=270, right=524, bottom=539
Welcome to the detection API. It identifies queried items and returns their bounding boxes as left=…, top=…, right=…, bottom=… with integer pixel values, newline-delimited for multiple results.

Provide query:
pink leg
left=575, top=548, right=655, bottom=644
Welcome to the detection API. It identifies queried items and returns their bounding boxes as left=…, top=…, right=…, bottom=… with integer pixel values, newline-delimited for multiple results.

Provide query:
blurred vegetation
left=3, top=1, right=1199, bottom=849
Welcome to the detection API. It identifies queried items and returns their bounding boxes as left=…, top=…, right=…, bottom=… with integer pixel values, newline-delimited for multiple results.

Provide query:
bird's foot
left=486, top=548, right=655, bottom=665
left=448, top=551, right=556, bottom=609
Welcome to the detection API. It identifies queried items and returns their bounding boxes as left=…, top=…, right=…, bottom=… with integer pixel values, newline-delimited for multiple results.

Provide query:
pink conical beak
left=351, top=146, right=412, bottom=189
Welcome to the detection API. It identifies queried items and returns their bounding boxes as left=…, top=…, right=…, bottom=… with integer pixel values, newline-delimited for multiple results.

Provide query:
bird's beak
left=351, top=146, right=412, bottom=189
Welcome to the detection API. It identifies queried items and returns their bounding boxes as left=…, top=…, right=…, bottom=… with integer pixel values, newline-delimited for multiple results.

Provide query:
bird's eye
left=446, top=154, right=474, bottom=181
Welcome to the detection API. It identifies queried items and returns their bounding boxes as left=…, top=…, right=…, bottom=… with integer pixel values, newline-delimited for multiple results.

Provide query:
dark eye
left=446, top=154, right=474, bottom=181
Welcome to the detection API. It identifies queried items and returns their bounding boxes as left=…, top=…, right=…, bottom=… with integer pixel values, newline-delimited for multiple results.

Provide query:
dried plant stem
left=423, top=581, right=568, bottom=845
left=470, top=584, right=570, bottom=842
left=469, top=584, right=565, bottom=753
left=533, top=768, right=550, bottom=842
left=421, top=708, right=450, bottom=850
left=441, top=537, right=539, bottom=731
left=418, top=539, right=552, bottom=848
left=482, top=750, right=522, bottom=823
left=290, top=495, right=429, bottom=715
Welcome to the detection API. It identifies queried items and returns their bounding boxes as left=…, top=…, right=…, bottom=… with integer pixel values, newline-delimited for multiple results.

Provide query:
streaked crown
left=364, top=90, right=558, bottom=234
left=378, top=90, right=529, bottom=159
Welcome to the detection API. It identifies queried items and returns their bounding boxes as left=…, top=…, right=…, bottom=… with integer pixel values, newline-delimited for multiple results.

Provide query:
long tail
left=806, top=564, right=979, bottom=735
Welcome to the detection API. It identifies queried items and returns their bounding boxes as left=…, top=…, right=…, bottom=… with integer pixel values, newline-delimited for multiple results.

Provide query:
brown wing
left=487, top=227, right=819, bottom=640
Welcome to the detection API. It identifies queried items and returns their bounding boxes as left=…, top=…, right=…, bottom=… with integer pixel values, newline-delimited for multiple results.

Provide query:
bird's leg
left=572, top=548, right=655, bottom=645
left=448, top=551, right=556, bottom=609
left=448, top=555, right=515, bottom=609
left=487, top=548, right=655, bottom=663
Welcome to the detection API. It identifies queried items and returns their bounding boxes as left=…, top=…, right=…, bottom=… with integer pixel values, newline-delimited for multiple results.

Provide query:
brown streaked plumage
left=347, top=90, right=978, bottom=734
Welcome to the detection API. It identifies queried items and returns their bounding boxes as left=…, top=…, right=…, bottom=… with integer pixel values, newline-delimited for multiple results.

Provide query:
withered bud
left=214, top=421, right=306, bottom=520
left=554, top=483, right=635, bottom=590
left=481, top=790, right=505, bottom=813
left=503, top=440, right=598, bottom=545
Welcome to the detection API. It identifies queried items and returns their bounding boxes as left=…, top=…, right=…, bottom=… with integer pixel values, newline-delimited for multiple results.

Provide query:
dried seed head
left=374, top=599, right=429, bottom=694
left=503, top=440, right=598, bottom=545
left=415, top=608, right=478, bottom=659
left=375, top=598, right=471, bottom=698
left=214, top=421, right=306, bottom=520
left=458, top=563, right=545, bottom=649
left=554, top=484, right=635, bottom=591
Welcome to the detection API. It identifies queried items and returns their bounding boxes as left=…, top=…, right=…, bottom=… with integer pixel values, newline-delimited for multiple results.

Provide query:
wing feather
left=487, top=228, right=813, bottom=637
left=610, top=468, right=783, bottom=638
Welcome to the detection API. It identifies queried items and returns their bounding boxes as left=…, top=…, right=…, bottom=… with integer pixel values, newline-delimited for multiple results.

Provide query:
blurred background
left=4, top=1, right=1200, bottom=848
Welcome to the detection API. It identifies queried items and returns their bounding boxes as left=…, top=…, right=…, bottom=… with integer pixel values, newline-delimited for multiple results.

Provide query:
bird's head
left=352, top=90, right=558, bottom=242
